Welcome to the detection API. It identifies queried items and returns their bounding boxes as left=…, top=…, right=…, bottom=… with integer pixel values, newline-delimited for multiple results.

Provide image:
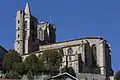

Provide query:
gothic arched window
left=38, top=28, right=44, bottom=41
left=78, top=54, right=83, bottom=72
left=91, top=44, right=97, bottom=67
left=84, top=41, right=92, bottom=67
left=67, top=47, right=73, bottom=62
left=37, top=29, right=40, bottom=39
left=40, top=29, right=44, bottom=40
left=68, top=47, right=73, bottom=56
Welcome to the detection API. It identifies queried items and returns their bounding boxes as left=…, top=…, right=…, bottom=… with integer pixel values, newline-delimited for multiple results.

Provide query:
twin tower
left=14, top=2, right=56, bottom=54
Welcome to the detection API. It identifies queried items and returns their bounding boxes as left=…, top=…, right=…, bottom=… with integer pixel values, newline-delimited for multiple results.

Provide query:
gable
left=48, top=73, right=78, bottom=80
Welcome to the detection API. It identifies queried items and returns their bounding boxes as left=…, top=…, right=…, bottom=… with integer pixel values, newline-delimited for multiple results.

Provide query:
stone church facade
left=14, top=2, right=56, bottom=54
left=14, top=1, right=114, bottom=80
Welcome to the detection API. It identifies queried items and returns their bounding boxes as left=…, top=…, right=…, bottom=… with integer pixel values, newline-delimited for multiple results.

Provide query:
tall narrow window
left=84, top=43, right=88, bottom=66
left=17, top=34, right=19, bottom=38
left=18, top=20, right=20, bottom=24
left=84, top=41, right=92, bottom=67
left=91, top=44, right=97, bottom=67
left=20, top=11, right=22, bottom=14
left=25, top=21, right=27, bottom=28
left=67, top=47, right=73, bottom=65
left=31, top=21, right=35, bottom=30
left=38, top=31, right=40, bottom=39
left=40, top=29, right=44, bottom=41
left=78, top=54, right=82, bottom=73
left=37, top=28, right=44, bottom=41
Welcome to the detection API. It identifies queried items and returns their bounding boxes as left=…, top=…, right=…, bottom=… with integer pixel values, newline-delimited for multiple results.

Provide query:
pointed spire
left=25, top=0, right=31, bottom=14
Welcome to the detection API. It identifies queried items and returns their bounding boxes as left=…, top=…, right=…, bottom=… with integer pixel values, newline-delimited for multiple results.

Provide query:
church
left=14, top=1, right=114, bottom=80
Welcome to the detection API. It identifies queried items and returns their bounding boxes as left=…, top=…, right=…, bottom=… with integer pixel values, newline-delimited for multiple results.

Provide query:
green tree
left=61, top=66, right=76, bottom=77
left=24, top=54, right=38, bottom=64
left=3, top=50, right=22, bottom=72
left=42, top=49, right=63, bottom=75
left=12, top=62, right=25, bottom=75
left=24, top=54, right=40, bottom=75
left=114, top=70, right=120, bottom=80
left=38, top=54, right=45, bottom=72
left=31, top=63, right=41, bottom=75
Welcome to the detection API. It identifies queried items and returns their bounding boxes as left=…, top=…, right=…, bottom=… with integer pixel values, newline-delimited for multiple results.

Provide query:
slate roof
left=47, top=72, right=78, bottom=80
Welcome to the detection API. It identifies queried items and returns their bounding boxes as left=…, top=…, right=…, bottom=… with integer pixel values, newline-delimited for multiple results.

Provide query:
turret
left=14, top=10, right=25, bottom=54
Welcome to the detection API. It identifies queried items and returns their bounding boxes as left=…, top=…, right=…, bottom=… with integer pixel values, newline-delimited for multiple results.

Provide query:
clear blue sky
left=0, top=0, right=120, bottom=74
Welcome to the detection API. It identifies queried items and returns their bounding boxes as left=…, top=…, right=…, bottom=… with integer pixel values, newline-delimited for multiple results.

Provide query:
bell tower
left=14, top=10, right=24, bottom=54
left=14, top=1, right=38, bottom=54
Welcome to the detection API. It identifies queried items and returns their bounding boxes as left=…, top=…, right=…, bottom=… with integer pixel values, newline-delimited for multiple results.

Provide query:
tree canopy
left=3, top=49, right=65, bottom=78
left=114, top=70, right=120, bottom=80
left=24, top=54, right=40, bottom=75
left=3, top=50, right=22, bottom=72
left=12, top=62, right=25, bottom=75
left=24, top=54, right=38, bottom=64
left=40, top=49, right=63, bottom=75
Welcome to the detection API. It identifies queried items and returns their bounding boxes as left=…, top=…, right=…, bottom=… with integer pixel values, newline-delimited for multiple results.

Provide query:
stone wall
left=76, top=73, right=106, bottom=80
